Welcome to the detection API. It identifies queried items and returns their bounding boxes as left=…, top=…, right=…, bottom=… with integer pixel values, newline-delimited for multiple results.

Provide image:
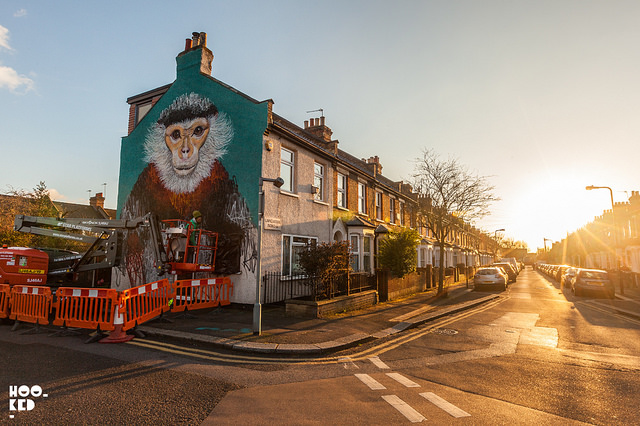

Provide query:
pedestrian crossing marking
left=382, top=395, right=426, bottom=423
left=353, top=374, right=472, bottom=420
left=369, top=356, right=390, bottom=369
left=355, top=373, right=386, bottom=390
left=420, top=392, right=470, bottom=418
left=339, top=357, right=359, bottom=369
left=386, top=372, right=421, bottom=388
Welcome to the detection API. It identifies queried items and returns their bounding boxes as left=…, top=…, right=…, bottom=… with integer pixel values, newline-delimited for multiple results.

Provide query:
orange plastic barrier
left=120, top=279, right=173, bottom=331
left=0, top=284, right=10, bottom=319
left=172, top=277, right=233, bottom=313
left=9, top=285, right=53, bottom=325
left=218, top=277, right=233, bottom=306
left=53, top=288, right=119, bottom=331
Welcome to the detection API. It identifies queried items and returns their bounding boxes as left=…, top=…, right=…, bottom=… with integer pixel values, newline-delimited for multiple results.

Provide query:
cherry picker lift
left=1, top=213, right=218, bottom=287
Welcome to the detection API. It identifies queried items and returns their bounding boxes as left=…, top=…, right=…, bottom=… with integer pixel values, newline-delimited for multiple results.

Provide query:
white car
left=474, top=267, right=508, bottom=290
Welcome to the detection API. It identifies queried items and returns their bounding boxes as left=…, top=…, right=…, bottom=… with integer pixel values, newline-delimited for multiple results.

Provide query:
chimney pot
left=185, top=39, right=193, bottom=51
left=304, top=120, right=309, bottom=129
left=320, top=116, right=325, bottom=126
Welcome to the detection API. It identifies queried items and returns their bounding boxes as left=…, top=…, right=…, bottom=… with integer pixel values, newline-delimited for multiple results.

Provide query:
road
left=2, top=268, right=639, bottom=424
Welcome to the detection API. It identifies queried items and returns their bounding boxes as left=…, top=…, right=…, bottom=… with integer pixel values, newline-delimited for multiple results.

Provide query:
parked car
left=555, top=265, right=571, bottom=282
left=499, top=258, right=520, bottom=275
left=474, top=267, right=508, bottom=290
left=492, top=262, right=517, bottom=283
left=561, top=267, right=579, bottom=290
left=572, top=269, right=614, bottom=298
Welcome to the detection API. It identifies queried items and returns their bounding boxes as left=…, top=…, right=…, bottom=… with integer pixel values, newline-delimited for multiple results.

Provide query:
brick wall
left=127, top=104, right=136, bottom=135
left=285, top=290, right=378, bottom=318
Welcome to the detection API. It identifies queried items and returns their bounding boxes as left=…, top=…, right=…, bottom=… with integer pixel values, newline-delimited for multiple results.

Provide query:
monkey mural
left=120, top=93, right=254, bottom=285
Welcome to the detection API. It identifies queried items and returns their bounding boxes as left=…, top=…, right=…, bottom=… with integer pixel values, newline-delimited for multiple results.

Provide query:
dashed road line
left=420, top=392, right=470, bottom=418
left=369, top=356, right=390, bottom=369
left=386, top=372, right=420, bottom=388
left=355, top=373, right=386, bottom=390
left=354, top=373, right=473, bottom=421
left=381, top=395, right=426, bottom=423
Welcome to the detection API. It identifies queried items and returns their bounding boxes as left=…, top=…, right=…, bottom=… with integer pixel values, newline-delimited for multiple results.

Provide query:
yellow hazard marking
left=19, top=269, right=45, bottom=274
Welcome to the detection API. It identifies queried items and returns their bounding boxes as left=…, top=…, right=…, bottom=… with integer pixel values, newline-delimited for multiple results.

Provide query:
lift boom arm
left=13, top=213, right=168, bottom=276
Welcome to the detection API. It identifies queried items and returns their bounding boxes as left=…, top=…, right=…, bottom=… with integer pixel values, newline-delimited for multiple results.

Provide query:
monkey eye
left=171, top=129, right=181, bottom=140
left=193, top=126, right=204, bottom=137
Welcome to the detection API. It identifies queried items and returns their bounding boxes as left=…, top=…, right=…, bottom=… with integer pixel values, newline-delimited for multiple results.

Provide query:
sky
left=2, top=1, right=640, bottom=251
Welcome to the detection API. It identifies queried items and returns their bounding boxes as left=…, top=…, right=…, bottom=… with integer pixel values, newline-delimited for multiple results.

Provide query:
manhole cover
left=433, top=328, right=458, bottom=335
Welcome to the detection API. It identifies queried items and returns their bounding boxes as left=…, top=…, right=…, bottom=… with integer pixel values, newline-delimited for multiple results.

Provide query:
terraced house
left=118, top=32, right=496, bottom=305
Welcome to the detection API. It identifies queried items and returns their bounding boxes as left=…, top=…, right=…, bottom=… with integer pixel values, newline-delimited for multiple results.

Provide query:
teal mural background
left=117, top=47, right=269, bottom=227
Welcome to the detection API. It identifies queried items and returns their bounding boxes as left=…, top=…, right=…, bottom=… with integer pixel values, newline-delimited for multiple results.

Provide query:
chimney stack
left=179, top=31, right=213, bottom=76
left=90, top=192, right=105, bottom=209
left=304, top=115, right=334, bottom=143
left=364, top=156, right=383, bottom=176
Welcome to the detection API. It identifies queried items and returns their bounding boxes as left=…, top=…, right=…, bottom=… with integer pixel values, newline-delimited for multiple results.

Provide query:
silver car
left=474, top=267, right=508, bottom=290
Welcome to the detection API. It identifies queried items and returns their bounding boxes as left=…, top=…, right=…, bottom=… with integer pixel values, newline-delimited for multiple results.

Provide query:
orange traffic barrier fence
left=120, top=278, right=173, bottom=331
left=218, top=277, right=233, bottom=306
left=52, top=288, right=119, bottom=331
left=9, top=285, right=53, bottom=325
left=172, top=277, right=233, bottom=313
left=0, top=284, right=10, bottom=319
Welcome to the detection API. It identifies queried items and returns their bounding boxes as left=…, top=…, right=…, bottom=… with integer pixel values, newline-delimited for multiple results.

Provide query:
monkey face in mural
left=164, top=117, right=209, bottom=175
left=121, top=92, right=251, bottom=283
left=145, top=93, right=233, bottom=193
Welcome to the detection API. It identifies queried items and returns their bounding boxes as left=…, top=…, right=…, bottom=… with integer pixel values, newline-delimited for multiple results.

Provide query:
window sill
left=312, top=200, right=329, bottom=207
left=280, top=191, right=299, bottom=199
left=335, top=206, right=350, bottom=212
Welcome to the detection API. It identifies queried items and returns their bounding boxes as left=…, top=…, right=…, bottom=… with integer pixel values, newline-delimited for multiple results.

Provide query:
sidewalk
left=604, top=284, right=640, bottom=318
left=139, top=283, right=498, bottom=355
left=138, top=278, right=640, bottom=355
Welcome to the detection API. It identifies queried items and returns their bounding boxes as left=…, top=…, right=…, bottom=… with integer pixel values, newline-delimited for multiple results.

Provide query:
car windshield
left=494, top=263, right=512, bottom=271
left=580, top=270, right=608, bottom=280
left=477, top=268, right=499, bottom=275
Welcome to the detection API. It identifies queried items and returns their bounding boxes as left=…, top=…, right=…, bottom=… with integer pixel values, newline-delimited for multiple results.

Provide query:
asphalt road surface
left=2, top=268, right=639, bottom=425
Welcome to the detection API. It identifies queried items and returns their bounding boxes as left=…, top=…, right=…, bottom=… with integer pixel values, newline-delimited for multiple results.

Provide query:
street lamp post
left=253, top=176, right=285, bottom=336
left=586, top=185, right=623, bottom=294
left=493, top=229, right=504, bottom=261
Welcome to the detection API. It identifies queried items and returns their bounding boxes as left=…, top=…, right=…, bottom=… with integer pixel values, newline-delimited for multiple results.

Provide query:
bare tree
left=412, top=149, right=499, bottom=295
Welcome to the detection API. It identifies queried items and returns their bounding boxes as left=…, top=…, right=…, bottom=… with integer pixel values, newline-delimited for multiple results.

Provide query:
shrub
left=298, top=241, right=351, bottom=299
left=378, top=228, right=420, bottom=278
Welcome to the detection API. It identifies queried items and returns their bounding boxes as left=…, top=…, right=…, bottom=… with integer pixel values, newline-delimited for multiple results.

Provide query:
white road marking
left=354, top=373, right=386, bottom=390
left=382, top=395, right=426, bottom=423
left=369, top=356, right=390, bottom=369
left=420, top=392, right=470, bottom=418
left=339, top=357, right=359, bottom=369
left=386, top=372, right=421, bottom=388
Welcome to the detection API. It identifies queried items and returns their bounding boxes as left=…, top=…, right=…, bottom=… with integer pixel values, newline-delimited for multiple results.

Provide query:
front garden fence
left=262, top=271, right=376, bottom=304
